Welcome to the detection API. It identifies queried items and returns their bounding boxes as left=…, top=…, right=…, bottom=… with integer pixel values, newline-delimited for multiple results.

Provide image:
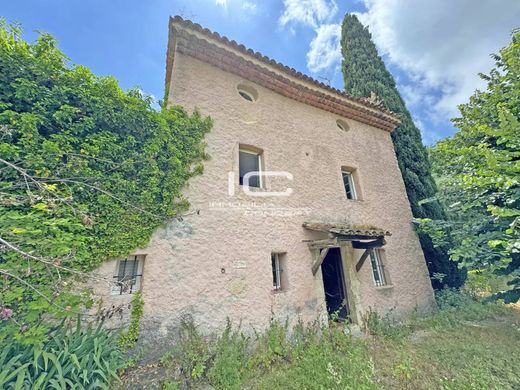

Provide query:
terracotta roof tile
left=303, top=222, right=391, bottom=238
left=166, top=16, right=400, bottom=131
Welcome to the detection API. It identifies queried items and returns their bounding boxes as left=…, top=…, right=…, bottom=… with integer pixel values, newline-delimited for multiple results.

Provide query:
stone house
left=91, top=16, right=435, bottom=343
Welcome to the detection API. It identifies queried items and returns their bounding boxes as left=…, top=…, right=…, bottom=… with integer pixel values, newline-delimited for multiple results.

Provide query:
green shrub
left=436, top=288, right=506, bottom=319
left=465, top=269, right=512, bottom=296
left=435, top=288, right=478, bottom=309
left=0, top=21, right=212, bottom=343
left=405, top=289, right=508, bottom=331
left=249, top=322, right=377, bottom=389
left=160, top=380, right=180, bottom=390
left=361, top=309, right=409, bottom=340
left=0, top=320, right=122, bottom=389
left=247, top=320, right=291, bottom=370
left=118, top=291, right=144, bottom=349
left=391, top=351, right=416, bottom=382
left=207, top=320, right=248, bottom=390
left=173, top=315, right=210, bottom=381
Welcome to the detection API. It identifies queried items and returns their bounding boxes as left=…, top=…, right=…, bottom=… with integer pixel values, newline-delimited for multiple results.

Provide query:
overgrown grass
left=367, top=290, right=520, bottom=389
left=121, top=290, right=520, bottom=389
left=248, top=328, right=376, bottom=389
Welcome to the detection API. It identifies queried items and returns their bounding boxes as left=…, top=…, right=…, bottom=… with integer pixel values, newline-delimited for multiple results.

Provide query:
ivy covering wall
left=0, top=22, right=212, bottom=343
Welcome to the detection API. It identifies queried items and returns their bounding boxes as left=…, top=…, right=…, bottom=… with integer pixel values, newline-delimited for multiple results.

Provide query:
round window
left=336, top=119, right=350, bottom=132
left=237, top=84, right=258, bottom=102
left=239, top=90, right=254, bottom=101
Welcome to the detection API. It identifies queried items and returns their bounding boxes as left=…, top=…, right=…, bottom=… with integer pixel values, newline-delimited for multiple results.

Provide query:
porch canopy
left=302, top=222, right=392, bottom=275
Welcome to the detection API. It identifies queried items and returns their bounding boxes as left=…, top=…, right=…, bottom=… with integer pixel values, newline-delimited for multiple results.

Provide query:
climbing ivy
left=118, top=291, right=145, bottom=349
left=0, top=22, right=212, bottom=343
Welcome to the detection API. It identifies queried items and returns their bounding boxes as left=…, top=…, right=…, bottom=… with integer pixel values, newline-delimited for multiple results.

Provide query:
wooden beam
left=352, top=237, right=386, bottom=250
left=307, top=237, right=338, bottom=250
left=312, top=248, right=330, bottom=275
left=355, top=248, right=373, bottom=272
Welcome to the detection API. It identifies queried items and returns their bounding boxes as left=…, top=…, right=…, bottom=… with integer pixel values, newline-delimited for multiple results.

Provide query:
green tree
left=429, top=31, right=520, bottom=302
left=340, top=14, right=465, bottom=289
left=0, top=22, right=212, bottom=342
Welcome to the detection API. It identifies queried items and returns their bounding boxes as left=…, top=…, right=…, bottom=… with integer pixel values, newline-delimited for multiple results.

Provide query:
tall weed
left=247, top=320, right=291, bottom=369
left=207, top=320, right=248, bottom=390
left=249, top=321, right=377, bottom=389
left=175, top=315, right=210, bottom=381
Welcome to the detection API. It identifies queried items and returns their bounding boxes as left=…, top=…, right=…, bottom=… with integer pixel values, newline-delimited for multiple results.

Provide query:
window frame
left=238, top=90, right=254, bottom=102
left=112, top=255, right=144, bottom=295
left=341, top=170, right=357, bottom=200
left=237, top=84, right=258, bottom=102
left=336, top=119, right=350, bottom=132
left=369, top=249, right=387, bottom=287
left=239, top=148, right=263, bottom=188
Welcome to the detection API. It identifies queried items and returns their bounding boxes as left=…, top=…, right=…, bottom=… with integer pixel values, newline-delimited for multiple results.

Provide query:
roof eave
left=166, top=16, right=401, bottom=132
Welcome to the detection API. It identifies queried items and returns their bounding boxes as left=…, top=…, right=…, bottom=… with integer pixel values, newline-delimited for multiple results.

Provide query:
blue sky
left=3, top=1, right=520, bottom=144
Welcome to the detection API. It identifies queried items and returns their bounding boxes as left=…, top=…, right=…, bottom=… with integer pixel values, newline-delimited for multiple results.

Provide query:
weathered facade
left=91, top=16, right=435, bottom=345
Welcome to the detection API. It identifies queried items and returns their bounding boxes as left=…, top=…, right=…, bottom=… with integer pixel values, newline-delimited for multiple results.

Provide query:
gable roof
left=166, top=16, right=400, bottom=132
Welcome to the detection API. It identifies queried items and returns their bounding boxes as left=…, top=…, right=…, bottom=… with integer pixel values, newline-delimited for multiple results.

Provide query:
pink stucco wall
left=91, top=46, right=435, bottom=346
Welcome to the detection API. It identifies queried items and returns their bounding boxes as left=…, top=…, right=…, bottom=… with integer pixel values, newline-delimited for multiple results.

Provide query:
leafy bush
left=126, top=293, right=517, bottom=388
left=118, top=291, right=144, bottom=349
left=171, top=315, right=210, bottom=382
left=428, top=31, right=520, bottom=299
left=207, top=320, right=248, bottom=390
left=404, top=289, right=508, bottom=331
left=155, top=319, right=376, bottom=389
left=249, top=322, right=377, bottom=389
left=0, top=321, right=122, bottom=389
left=0, top=21, right=211, bottom=342
left=160, top=380, right=180, bottom=390
left=361, top=309, right=409, bottom=340
left=465, top=269, right=513, bottom=296
left=247, top=320, right=291, bottom=370
left=435, top=288, right=478, bottom=310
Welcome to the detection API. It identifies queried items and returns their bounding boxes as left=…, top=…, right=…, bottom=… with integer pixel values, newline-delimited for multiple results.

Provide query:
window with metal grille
left=112, top=255, right=144, bottom=295
left=370, top=249, right=386, bottom=287
left=342, top=170, right=357, bottom=200
left=271, top=253, right=283, bottom=291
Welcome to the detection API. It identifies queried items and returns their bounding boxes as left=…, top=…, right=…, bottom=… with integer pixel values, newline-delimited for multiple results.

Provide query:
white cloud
left=307, top=24, right=342, bottom=73
left=242, top=1, right=256, bottom=13
left=279, top=0, right=341, bottom=74
left=279, top=0, right=338, bottom=29
left=398, top=82, right=436, bottom=111
left=358, top=0, right=520, bottom=119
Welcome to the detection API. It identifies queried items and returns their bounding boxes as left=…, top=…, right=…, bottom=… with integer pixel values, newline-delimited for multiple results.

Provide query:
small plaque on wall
left=233, top=260, right=247, bottom=269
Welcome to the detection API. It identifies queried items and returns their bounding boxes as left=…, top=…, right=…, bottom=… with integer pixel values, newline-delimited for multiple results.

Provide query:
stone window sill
left=375, top=285, right=394, bottom=291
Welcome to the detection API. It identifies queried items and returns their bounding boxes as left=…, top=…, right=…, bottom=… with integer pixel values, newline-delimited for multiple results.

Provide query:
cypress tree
left=340, top=14, right=465, bottom=289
